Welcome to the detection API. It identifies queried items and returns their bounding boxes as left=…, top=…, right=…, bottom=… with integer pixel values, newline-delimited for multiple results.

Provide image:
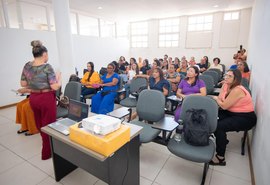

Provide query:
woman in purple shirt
left=174, top=66, right=206, bottom=121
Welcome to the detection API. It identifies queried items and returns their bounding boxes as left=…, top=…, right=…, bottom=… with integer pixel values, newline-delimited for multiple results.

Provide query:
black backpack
left=184, top=109, right=209, bottom=146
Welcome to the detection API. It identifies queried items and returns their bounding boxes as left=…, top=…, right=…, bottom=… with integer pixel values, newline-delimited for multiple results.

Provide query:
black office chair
left=167, top=96, right=218, bottom=185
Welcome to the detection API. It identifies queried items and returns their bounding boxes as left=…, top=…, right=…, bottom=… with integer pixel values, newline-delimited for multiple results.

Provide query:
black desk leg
left=108, top=135, right=140, bottom=185
left=50, top=137, right=77, bottom=182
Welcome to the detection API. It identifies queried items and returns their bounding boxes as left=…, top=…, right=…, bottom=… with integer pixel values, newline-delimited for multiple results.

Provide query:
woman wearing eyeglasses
left=91, top=63, right=119, bottom=114
left=210, top=69, right=256, bottom=166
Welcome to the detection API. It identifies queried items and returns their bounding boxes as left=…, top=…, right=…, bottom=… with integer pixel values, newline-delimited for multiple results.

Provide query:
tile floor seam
left=152, top=154, right=171, bottom=184
left=212, top=167, right=251, bottom=182
left=0, top=160, right=25, bottom=176
left=36, top=176, right=64, bottom=185
left=26, top=158, right=54, bottom=177
left=140, top=175, right=154, bottom=184
left=93, top=179, right=101, bottom=185
left=207, top=166, right=214, bottom=185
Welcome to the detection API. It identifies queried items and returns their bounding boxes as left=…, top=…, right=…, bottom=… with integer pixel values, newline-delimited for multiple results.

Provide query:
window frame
left=158, top=17, right=180, bottom=48
left=130, top=21, right=148, bottom=48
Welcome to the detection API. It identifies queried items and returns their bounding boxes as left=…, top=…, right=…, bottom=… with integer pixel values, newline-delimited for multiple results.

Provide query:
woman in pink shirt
left=210, top=69, right=256, bottom=166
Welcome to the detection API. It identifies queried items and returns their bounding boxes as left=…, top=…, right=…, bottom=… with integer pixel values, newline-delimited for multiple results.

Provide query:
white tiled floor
left=0, top=106, right=252, bottom=185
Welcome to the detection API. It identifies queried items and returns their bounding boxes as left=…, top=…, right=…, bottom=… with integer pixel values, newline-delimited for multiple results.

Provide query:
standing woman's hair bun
left=31, top=40, right=43, bottom=47
left=31, top=40, right=47, bottom=58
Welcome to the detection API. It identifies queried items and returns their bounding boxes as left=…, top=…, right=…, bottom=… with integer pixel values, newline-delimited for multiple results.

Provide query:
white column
left=52, top=0, right=75, bottom=88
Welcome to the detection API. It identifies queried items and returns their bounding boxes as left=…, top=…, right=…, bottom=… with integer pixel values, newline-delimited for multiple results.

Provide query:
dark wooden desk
left=42, top=123, right=142, bottom=185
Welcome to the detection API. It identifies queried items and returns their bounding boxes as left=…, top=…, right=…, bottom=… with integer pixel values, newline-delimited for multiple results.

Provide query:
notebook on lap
left=48, top=99, right=89, bottom=135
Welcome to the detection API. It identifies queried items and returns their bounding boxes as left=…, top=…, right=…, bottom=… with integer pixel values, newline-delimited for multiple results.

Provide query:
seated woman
left=125, top=63, right=140, bottom=97
left=16, top=88, right=39, bottom=136
left=146, top=59, right=161, bottom=76
left=136, top=68, right=169, bottom=96
left=91, top=63, right=119, bottom=114
left=177, top=59, right=188, bottom=77
left=174, top=66, right=206, bottom=121
left=165, top=64, right=181, bottom=94
left=208, top=57, right=223, bottom=73
left=197, top=57, right=208, bottom=73
left=140, top=59, right=151, bottom=75
left=149, top=68, right=170, bottom=96
left=237, top=60, right=251, bottom=82
left=80, top=62, right=101, bottom=102
left=210, top=69, right=256, bottom=166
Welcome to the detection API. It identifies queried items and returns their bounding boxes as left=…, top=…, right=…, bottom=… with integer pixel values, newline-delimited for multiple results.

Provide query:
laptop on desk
left=48, top=99, right=89, bottom=135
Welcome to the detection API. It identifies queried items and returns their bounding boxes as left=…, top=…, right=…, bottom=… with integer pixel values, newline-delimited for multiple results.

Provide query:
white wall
left=130, top=8, right=252, bottom=68
left=0, top=29, right=129, bottom=106
left=0, top=29, right=59, bottom=106
left=247, top=0, right=270, bottom=184
left=73, top=35, right=129, bottom=78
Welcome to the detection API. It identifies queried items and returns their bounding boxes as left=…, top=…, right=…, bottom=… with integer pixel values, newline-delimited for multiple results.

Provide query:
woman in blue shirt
left=149, top=68, right=170, bottom=96
left=91, top=63, right=119, bottom=114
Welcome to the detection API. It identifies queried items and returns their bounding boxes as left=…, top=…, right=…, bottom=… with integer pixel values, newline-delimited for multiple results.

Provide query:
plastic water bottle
left=174, top=133, right=181, bottom=142
left=174, top=124, right=183, bottom=142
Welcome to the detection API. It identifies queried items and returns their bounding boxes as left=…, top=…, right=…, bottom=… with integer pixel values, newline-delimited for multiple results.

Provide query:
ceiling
left=43, top=0, right=254, bottom=23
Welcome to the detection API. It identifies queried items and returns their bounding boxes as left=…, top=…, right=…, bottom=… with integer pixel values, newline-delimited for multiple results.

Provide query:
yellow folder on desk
left=69, top=123, right=130, bottom=157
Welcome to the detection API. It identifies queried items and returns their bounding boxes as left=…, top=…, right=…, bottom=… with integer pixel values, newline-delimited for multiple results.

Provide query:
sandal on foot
left=209, top=154, right=226, bottom=166
left=17, top=130, right=28, bottom=134
left=25, top=132, right=33, bottom=136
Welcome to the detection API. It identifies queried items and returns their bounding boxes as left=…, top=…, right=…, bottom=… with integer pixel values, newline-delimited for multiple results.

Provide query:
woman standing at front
left=20, top=40, right=61, bottom=160
left=210, top=69, right=256, bottom=166
left=91, top=63, right=119, bottom=114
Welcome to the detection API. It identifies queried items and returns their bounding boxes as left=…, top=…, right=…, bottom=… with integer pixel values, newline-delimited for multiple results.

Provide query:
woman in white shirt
left=125, top=63, right=139, bottom=97
left=208, top=57, right=223, bottom=73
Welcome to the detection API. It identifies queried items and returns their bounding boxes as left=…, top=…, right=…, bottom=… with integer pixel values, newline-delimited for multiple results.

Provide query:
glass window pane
left=79, top=15, right=99, bottom=36
left=7, top=1, right=19, bottom=28
left=0, top=1, right=5, bottom=27
left=159, top=34, right=165, bottom=40
left=21, top=2, right=47, bottom=30
left=197, top=16, right=204, bottom=23
left=116, top=23, right=128, bottom=37
left=196, top=24, right=203, bottom=30
left=160, top=20, right=166, bottom=26
left=172, top=19, right=179, bottom=25
left=232, top=12, right=239, bottom=20
left=100, top=19, right=115, bottom=37
left=172, top=34, right=178, bottom=40
left=205, top=15, right=213, bottom=23
left=224, top=13, right=231, bottom=20
left=172, top=41, right=178, bottom=47
left=188, top=24, right=196, bottom=31
left=142, top=42, right=147, bottom=47
left=165, top=41, right=171, bottom=47
left=159, top=27, right=165, bottom=33
left=70, top=13, right=77, bottom=34
left=159, top=41, right=165, bottom=47
left=204, top=23, right=212, bottom=30
left=48, top=10, right=55, bottom=31
left=172, top=26, right=179, bottom=32
left=165, top=26, right=172, bottom=33
left=189, top=17, right=196, bottom=24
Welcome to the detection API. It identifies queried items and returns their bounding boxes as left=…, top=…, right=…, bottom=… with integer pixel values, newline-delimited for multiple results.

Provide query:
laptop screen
left=68, top=99, right=89, bottom=122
